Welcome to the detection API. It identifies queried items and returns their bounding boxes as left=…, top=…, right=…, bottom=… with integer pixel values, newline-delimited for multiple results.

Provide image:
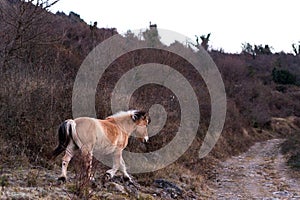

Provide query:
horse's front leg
left=106, top=150, right=121, bottom=179
left=120, top=154, right=132, bottom=182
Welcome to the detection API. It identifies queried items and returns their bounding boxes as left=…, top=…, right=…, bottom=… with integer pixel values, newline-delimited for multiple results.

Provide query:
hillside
left=1, top=0, right=300, bottom=199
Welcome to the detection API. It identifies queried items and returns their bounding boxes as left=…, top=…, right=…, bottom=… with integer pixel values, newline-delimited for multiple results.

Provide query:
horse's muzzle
left=144, top=136, right=149, bottom=143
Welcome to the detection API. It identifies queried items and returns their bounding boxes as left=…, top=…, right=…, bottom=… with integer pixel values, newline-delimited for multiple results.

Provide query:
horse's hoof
left=123, top=176, right=133, bottom=184
left=123, top=176, right=130, bottom=182
left=101, top=173, right=112, bottom=187
left=102, top=173, right=111, bottom=183
left=124, top=177, right=139, bottom=189
left=57, top=176, right=66, bottom=183
left=105, top=173, right=112, bottom=179
left=91, top=180, right=98, bottom=189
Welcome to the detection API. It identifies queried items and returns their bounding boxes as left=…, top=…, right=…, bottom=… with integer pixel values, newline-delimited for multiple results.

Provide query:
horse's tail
left=51, top=119, right=76, bottom=160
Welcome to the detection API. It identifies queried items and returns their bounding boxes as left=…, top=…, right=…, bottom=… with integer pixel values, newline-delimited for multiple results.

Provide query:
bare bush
left=0, top=0, right=60, bottom=67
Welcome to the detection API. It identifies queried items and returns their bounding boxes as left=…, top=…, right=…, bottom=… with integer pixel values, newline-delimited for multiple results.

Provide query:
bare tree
left=143, top=23, right=161, bottom=47
left=241, top=43, right=256, bottom=59
left=199, top=33, right=210, bottom=50
left=193, top=33, right=211, bottom=51
left=292, top=42, right=300, bottom=56
left=0, top=0, right=60, bottom=67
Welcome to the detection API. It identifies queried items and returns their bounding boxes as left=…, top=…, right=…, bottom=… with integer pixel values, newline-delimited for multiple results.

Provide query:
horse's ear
left=131, top=110, right=146, bottom=122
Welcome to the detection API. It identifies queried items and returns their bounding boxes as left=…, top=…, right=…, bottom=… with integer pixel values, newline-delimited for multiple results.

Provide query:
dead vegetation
left=0, top=0, right=300, bottom=199
left=278, top=117, right=300, bottom=169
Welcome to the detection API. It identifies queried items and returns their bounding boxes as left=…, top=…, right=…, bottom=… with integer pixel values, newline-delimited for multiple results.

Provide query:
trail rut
left=213, top=139, right=300, bottom=199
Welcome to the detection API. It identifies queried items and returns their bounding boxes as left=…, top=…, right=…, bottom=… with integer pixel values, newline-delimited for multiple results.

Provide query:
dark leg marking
left=57, top=176, right=66, bottom=183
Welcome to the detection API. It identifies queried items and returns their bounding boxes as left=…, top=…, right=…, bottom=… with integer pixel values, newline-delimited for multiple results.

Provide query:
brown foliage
left=0, top=0, right=116, bottom=167
left=1, top=0, right=300, bottom=183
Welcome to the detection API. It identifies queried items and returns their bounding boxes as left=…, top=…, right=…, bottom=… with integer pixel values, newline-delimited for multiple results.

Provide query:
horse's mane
left=108, top=110, right=137, bottom=119
left=107, top=110, right=147, bottom=123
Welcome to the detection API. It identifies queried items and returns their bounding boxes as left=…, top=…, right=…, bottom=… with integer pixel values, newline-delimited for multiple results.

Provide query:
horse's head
left=131, top=110, right=151, bottom=143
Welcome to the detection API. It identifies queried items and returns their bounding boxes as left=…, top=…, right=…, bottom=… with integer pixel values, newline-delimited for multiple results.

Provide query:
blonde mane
left=108, top=110, right=137, bottom=119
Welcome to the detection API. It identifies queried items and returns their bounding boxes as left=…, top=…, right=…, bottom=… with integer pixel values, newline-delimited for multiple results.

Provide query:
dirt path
left=213, top=139, right=300, bottom=199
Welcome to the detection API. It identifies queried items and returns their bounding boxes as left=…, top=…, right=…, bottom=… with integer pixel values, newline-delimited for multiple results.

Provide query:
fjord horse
left=51, top=110, right=150, bottom=182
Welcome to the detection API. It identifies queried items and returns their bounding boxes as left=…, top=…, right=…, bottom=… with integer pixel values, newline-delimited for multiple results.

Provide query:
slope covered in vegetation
left=0, top=0, right=300, bottom=199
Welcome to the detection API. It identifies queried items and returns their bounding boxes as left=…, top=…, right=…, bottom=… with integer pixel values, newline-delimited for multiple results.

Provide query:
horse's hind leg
left=81, top=147, right=94, bottom=181
left=58, top=141, right=76, bottom=182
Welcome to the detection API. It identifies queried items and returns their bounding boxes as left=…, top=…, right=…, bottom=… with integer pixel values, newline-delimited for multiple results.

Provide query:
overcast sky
left=50, top=0, right=300, bottom=53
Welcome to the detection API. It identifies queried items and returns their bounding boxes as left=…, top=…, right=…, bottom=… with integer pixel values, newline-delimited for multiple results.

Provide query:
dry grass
left=279, top=117, right=300, bottom=169
left=1, top=1, right=300, bottom=191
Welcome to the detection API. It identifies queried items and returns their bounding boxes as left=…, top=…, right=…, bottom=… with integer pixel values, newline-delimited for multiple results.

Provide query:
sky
left=50, top=0, right=300, bottom=53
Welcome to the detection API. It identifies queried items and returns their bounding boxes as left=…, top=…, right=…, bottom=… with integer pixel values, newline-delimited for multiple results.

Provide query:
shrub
left=281, top=131, right=300, bottom=169
left=272, top=68, right=296, bottom=85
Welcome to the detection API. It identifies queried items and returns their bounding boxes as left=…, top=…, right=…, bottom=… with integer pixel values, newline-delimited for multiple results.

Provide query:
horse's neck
left=111, top=117, right=136, bottom=135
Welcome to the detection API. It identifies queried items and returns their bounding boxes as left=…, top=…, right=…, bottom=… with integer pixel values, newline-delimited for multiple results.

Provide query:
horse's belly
left=94, top=137, right=117, bottom=155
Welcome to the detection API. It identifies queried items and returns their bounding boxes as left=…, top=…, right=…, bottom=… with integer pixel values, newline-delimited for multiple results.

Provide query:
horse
left=51, top=110, right=151, bottom=183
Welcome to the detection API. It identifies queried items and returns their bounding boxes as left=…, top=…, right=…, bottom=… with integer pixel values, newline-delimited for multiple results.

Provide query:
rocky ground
left=0, top=168, right=192, bottom=199
left=0, top=164, right=205, bottom=199
left=1, top=139, right=300, bottom=199
left=212, top=139, right=300, bottom=199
